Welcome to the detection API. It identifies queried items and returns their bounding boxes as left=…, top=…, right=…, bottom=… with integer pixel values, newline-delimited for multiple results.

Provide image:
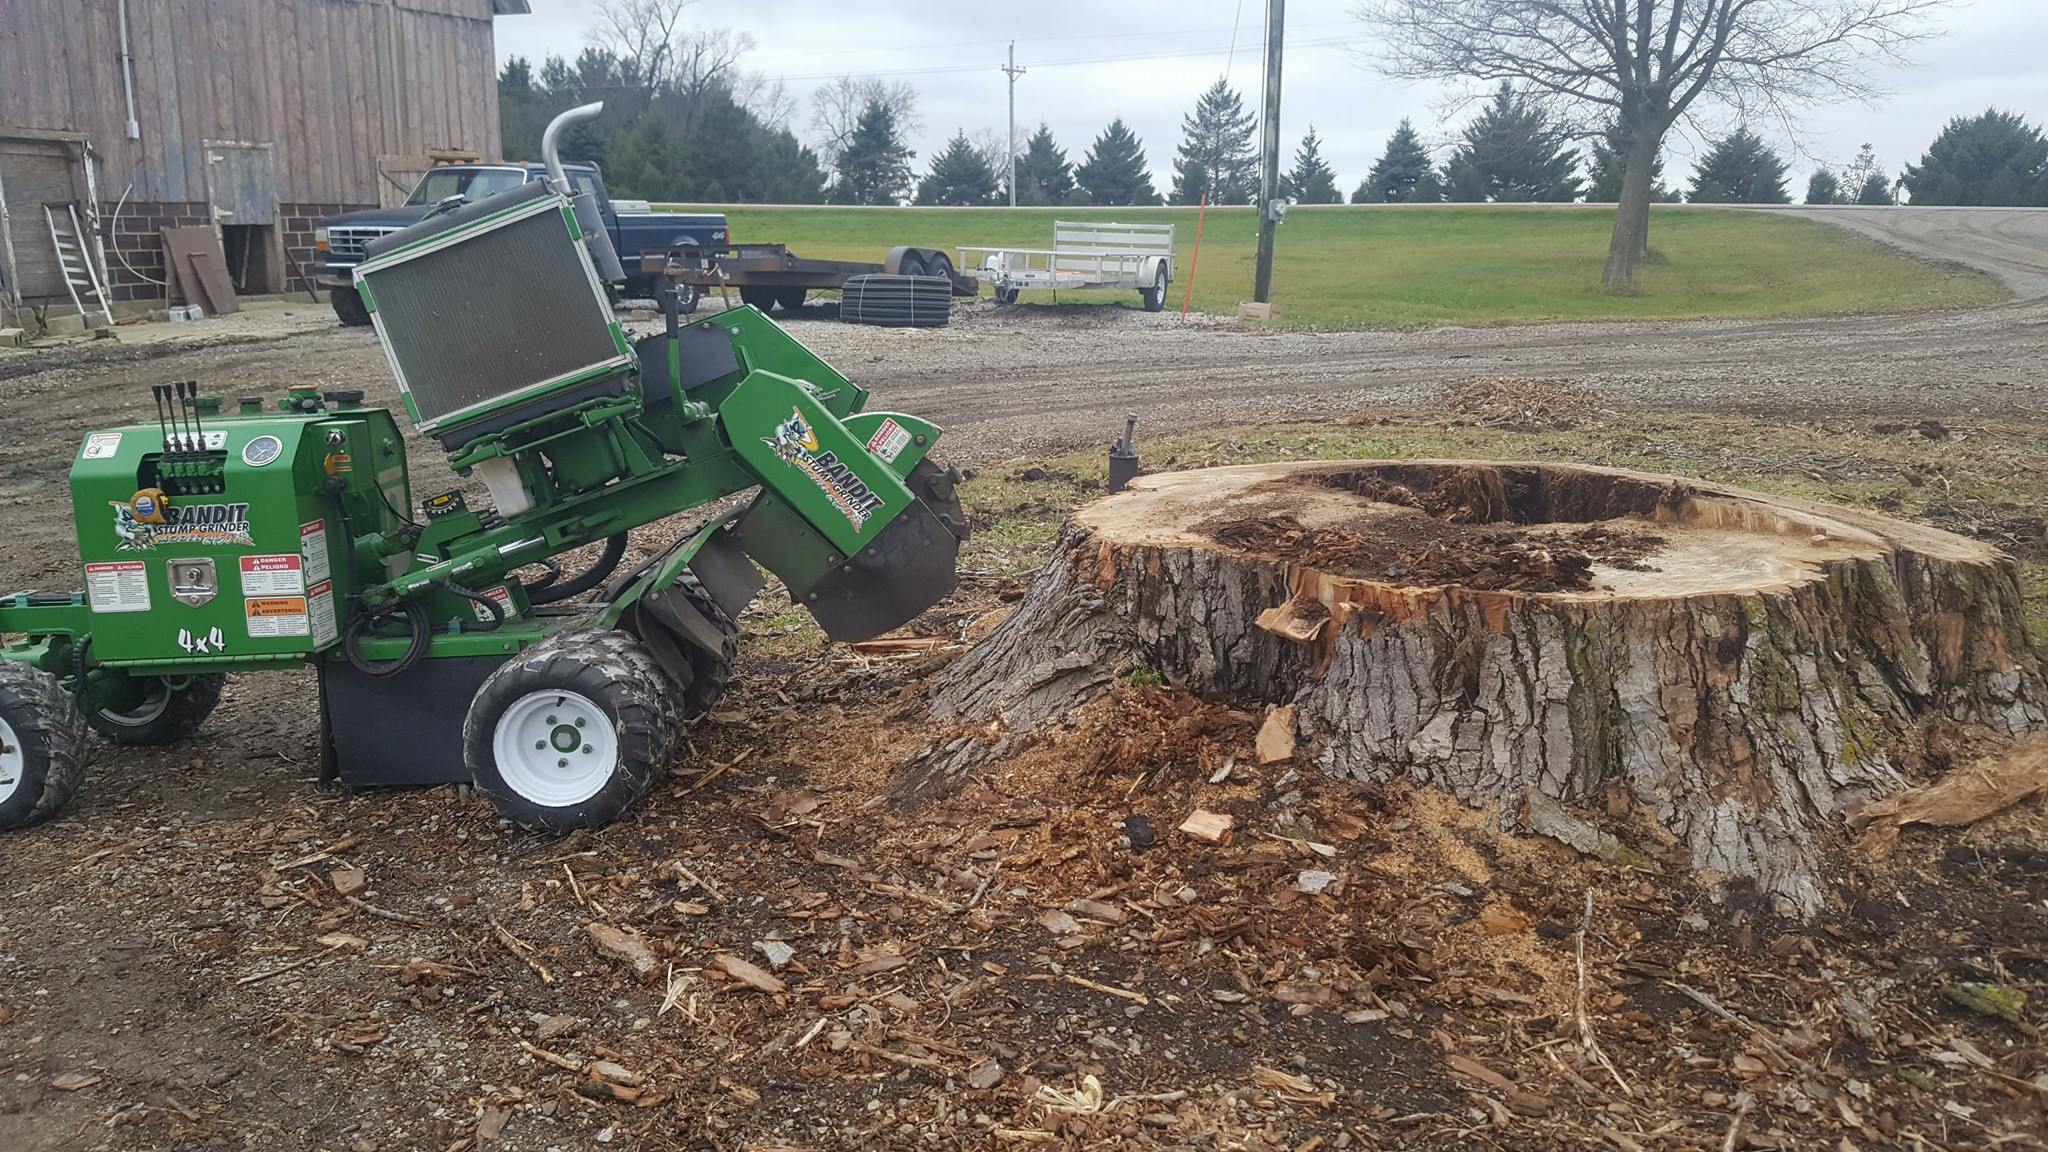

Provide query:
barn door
left=203, top=141, right=276, bottom=224
left=203, top=141, right=278, bottom=294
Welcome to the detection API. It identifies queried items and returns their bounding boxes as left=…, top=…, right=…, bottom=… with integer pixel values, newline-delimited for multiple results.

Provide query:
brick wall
left=94, top=201, right=375, bottom=303
left=281, top=202, right=372, bottom=297
left=100, top=200, right=208, bottom=303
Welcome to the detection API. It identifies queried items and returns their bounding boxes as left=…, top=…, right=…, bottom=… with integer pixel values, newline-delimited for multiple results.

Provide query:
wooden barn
left=0, top=0, right=527, bottom=325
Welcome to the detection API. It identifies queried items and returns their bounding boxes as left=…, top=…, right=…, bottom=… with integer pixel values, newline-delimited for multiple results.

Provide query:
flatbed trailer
left=643, top=244, right=978, bottom=313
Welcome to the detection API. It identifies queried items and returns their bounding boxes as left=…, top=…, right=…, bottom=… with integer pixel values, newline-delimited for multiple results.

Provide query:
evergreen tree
left=1355, top=119, right=1434, bottom=203
left=1170, top=79, right=1259, bottom=205
left=757, top=132, right=829, bottom=204
left=1441, top=83, right=1582, bottom=202
left=1011, top=123, right=1074, bottom=205
left=832, top=99, right=915, bottom=205
left=1686, top=128, right=1790, bottom=203
left=1805, top=169, right=1843, bottom=206
left=917, top=132, right=1000, bottom=206
left=1902, top=110, right=2048, bottom=206
left=1853, top=172, right=1894, bottom=206
left=1281, top=126, right=1342, bottom=203
left=1586, top=133, right=1672, bottom=202
left=1074, top=118, right=1159, bottom=206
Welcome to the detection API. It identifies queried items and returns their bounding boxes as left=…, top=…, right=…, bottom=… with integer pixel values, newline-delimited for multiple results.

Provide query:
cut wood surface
left=920, top=460, right=2046, bottom=913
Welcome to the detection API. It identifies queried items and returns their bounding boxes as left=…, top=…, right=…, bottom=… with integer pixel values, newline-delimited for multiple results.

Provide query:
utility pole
left=1004, top=42, right=1027, bottom=207
left=1252, top=0, right=1286, bottom=303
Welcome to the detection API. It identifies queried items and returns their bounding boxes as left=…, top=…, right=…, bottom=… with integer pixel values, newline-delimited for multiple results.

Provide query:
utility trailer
left=960, top=221, right=1176, bottom=312
left=644, top=244, right=978, bottom=314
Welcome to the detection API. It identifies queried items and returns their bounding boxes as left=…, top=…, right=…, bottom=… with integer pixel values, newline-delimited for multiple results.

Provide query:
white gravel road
left=1745, top=205, right=2048, bottom=297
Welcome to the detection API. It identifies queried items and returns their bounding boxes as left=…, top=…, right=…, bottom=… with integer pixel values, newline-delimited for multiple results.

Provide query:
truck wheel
left=88, top=675, right=225, bottom=746
left=1142, top=266, right=1168, bottom=312
left=774, top=288, right=807, bottom=312
left=923, top=252, right=955, bottom=284
left=464, top=629, right=679, bottom=833
left=0, top=663, right=88, bottom=832
left=739, top=287, right=780, bottom=312
left=331, top=286, right=372, bottom=327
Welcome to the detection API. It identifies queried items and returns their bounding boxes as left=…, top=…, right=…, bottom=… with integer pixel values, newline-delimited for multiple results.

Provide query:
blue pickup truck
left=316, top=162, right=726, bottom=326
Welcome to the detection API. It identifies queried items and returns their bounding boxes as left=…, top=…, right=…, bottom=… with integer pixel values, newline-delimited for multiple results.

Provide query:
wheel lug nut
left=546, top=715, right=558, bottom=724
left=582, top=745, right=593, bottom=754
left=535, top=740, right=546, bottom=750
left=575, top=717, right=585, bottom=728
left=557, top=758, right=569, bottom=768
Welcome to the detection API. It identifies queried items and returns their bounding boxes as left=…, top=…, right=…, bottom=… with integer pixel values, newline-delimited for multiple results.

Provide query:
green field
left=657, top=204, right=2004, bottom=329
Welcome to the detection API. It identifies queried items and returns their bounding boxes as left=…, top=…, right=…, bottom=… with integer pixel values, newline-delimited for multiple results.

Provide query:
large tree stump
left=924, top=461, right=2045, bottom=912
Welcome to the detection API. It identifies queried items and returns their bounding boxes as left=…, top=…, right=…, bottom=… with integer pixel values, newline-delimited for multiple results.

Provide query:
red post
left=1180, top=194, right=1209, bottom=322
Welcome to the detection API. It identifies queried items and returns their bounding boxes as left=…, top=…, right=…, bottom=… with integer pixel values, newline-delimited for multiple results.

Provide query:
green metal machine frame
left=0, top=102, right=965, bottom=833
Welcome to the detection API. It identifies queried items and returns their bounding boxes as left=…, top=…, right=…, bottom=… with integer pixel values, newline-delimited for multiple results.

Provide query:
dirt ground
left=2, top=295, right=2047, bottom=1151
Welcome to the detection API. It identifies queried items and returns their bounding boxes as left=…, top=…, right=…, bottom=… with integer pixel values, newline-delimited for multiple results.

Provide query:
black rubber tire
left=996, top=286, right=1020, bottom=305
left=668, top=571, right=739, bottom=719
left=331, top=285, right=372, bottom=327
left=88, top=674, right=225, bottom=746
left=739, top=286, right=780, bottom=312
left=464, top=629, right=679, bottom=833
left=1142, top=266, right=1168, bottom=312
left=896, top=252, right=928, bottom=278
left=923, top=251, right=955, bottom=284
left=0, top=662, right=89, bottom=832
left=774, top=287, right=807, bottom=311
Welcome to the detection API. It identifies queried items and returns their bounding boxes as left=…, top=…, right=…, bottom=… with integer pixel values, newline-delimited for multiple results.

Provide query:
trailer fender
left=1138, top=254, right=1172, bottom=287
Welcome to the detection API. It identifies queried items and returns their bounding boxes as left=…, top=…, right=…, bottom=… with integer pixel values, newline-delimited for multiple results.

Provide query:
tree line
left=502, top=1, right=2048, bottom=221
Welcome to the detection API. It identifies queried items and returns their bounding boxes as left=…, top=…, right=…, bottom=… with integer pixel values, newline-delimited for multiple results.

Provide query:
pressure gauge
left=242, top=435, right=284, bottom=468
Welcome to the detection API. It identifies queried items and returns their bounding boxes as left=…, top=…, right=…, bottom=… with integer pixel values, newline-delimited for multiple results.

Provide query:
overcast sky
left=495, top=0, right=2048, bottom=198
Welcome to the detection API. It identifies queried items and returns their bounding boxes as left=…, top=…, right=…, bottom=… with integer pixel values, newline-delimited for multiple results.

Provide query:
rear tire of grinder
left=463, top=629, right=679, bottom=833
left=0, top=662, right=89, bottom=832
left=89, top=674, right=225, bottom=746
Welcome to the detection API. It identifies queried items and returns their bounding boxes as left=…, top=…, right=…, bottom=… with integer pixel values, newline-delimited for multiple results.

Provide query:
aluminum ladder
left=45, top=203, right=113, bottom=327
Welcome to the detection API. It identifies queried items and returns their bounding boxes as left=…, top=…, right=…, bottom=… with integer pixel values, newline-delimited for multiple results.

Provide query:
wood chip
left=585, top=922, right=658, bottom=981
left=1255, top=704, right=1298, bottom=764
left=1178, top=809, right=1236, bottom=845
left=714, top=953, right=787, bottom=994
left=1479, top=905, right=1532, bottom=936
left=1446, top=1053, right=1514, bottom=1091
left=49, top=1072, right=101, bottom=1092
left=328, top=867, right=367, bottom=898
left=1064, top=898, right=1127, bottom=925
left=966, top=1061, right=1004, bottom=1090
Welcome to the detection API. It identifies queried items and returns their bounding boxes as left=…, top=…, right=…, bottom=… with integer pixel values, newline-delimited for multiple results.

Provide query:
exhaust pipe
left=540, top=102, right=627, bottom=286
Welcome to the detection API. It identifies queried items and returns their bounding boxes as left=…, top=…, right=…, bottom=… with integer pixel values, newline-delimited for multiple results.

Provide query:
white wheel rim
left=491, top=690, right=620, bottom=808
left=0, top=715, right=23, bottom=806
left=97, top=681, right=171, bottom=728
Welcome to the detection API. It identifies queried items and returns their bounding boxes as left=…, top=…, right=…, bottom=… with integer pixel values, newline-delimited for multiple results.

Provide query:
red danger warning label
left=239, top=553, right=304, bottom=597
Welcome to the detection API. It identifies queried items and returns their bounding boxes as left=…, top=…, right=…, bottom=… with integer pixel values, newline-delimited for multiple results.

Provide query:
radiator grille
left=359, top=204, right=625, bottom=430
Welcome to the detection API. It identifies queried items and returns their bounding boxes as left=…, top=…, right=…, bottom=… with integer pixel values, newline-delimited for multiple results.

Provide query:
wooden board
left=160, top=225, right=239, bottom=315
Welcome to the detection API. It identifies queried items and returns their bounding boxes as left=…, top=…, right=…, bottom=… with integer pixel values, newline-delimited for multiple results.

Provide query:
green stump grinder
left=0, top=104, right=967, bottom=833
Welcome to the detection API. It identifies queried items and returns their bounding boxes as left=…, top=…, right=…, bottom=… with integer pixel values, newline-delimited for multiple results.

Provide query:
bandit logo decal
left=762, top=408, right=888, bottom=530
left=112, top=501, right=253, bottom=550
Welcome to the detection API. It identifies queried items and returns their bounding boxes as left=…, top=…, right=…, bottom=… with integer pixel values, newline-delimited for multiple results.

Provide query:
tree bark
left=1603, top=127, right=1663, bottom=287
left=916, top=462, right=2046, bottom=915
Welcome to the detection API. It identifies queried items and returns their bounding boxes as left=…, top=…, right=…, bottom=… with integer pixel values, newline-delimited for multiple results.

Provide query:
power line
left=756, top=36, right=1356, bottom=85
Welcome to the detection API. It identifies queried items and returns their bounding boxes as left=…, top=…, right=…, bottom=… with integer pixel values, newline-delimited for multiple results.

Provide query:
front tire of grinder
left=0, top=662, right=89, bottom=832
left=463, top=629, right=679, bottom=833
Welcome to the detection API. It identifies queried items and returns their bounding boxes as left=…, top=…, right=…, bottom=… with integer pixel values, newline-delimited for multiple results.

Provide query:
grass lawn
left=653, top=203, right=2005, bottom=330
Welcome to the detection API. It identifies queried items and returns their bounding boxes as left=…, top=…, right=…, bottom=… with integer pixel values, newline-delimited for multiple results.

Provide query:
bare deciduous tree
left=809, top=78, right=922, bottom=171
left=1352, top=1, right=1951, bottom=288
left=590, top=0, right=754, bottom=103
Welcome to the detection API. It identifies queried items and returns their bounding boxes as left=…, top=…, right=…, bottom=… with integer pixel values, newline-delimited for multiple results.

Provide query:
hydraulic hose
left=443, top=581, right=505, bottom=631
left=344, top=599, right=430, bottom=678
left=526, top=533, right=629, bottom=605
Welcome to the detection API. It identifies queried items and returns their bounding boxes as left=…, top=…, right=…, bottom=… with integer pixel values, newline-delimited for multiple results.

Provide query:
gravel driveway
left=2, top=208, right=2043, bottom=478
